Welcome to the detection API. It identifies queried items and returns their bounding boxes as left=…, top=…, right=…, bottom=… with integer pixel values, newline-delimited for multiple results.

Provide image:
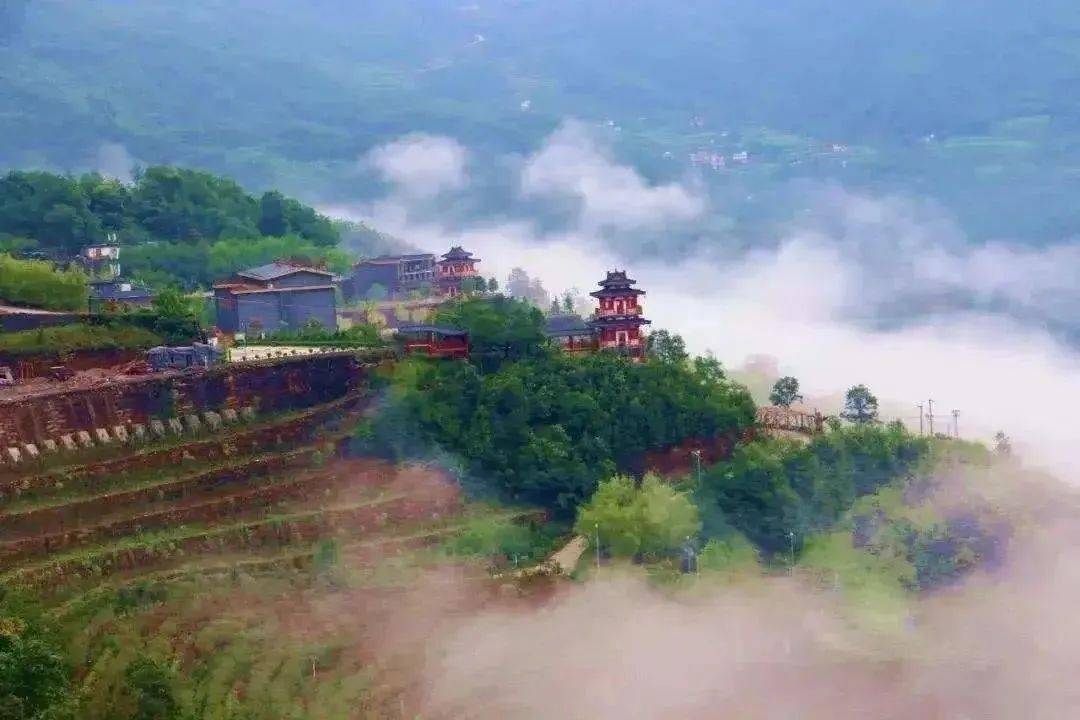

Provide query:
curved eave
left=587, top=316, right=652, bottom=328
left=589, top=288, right=645, bottom=298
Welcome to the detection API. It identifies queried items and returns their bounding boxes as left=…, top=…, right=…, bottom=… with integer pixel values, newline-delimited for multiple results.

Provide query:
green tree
left=433, top=295, right=546, bottom=369
left=769, top=376, right=803, bottom=407
left=841, top=384, right=879, bottom=424
left=562, top=292, right=574, bottom=313
left=151, top=287, right=194, bottom=321
left=459, top=276, right=484, bottom=295
left=121, top=656, right=179, bottom=720
left=257, top=190, right=288, bottom=236
left=0, top=608, right=71, bottom=719
left=487, top=277, right=499, bottom=293
left=575, top=474, right=700, bottom=559
left=645, top=329, right=688, bottom=365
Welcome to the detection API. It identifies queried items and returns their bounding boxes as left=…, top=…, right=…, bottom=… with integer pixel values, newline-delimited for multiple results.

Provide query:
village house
left=342, top=253, right=436, bottom=302
left=77, top=242, right=121, bottom=279
left=213, top=261, right=337, bottom=335
left=87, top=279, right=155, bottom=313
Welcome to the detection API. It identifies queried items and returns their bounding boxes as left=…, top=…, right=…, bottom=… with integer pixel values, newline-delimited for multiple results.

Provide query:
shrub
left=0, top=322, right=162, bottom=356
left=575, top=474, right=701, bottom=560
left=0, top=254, right=88, bottom=311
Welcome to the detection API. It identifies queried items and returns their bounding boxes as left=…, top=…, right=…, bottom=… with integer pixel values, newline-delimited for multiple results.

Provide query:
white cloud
left=328, top=128, right=1080, bottom=482
left=365, top=133, right=468, bottom=199
left=520, top=120, right=704, bottom=231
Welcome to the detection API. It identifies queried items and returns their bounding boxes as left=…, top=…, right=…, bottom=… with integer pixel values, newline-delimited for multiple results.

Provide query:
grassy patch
left=0, top=322, right=162, bottom=356
left=0, top=253, right=88, bottom=311
left=440, top=509, right=565, bottom=569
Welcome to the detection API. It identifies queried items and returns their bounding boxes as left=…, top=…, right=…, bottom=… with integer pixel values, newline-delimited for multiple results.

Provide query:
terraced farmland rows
left=1, top=390, right=551, bottom=719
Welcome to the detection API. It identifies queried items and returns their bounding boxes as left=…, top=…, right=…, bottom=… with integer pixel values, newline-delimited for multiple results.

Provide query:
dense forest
left=0, top=167, right=395, bottom=289
left=354, top=298, right=757, bottom=513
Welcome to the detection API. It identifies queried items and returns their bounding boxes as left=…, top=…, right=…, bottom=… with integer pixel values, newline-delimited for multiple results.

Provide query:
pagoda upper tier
left=587, top=270, right=650, bottom=358
left=436, top=245, right=481, bottom=297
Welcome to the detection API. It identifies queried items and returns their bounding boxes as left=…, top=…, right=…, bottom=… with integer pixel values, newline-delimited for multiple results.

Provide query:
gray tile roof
left=545, top=313, right=593, bottom=337
left=237, top=262, right=334, bottom=281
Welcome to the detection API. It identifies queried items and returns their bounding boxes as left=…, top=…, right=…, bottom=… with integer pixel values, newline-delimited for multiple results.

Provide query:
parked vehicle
left=145, top=343, right=224, bottom=372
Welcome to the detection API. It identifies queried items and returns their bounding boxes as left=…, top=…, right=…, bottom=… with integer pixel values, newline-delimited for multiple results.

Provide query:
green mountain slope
left=6, top=0, right=1080, bottom=239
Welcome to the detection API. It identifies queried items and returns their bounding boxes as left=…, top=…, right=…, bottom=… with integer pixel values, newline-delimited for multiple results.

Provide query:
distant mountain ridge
left=5, top=0, right=1080, bottom=241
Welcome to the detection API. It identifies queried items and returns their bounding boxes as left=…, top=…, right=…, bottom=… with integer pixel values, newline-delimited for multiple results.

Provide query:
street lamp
left=690, top=449, right=702, bottom=487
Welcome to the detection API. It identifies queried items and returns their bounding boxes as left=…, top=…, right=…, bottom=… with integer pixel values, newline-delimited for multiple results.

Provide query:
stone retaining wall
left=0, top=353, right=362, bottom=450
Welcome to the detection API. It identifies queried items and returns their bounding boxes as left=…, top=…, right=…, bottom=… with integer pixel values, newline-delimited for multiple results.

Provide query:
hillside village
left=0, top=167, right=1012, bottom=720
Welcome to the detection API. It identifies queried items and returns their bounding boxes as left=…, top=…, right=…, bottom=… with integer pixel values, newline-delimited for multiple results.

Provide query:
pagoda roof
left=440, top=246, right=479, bottom=262
left=590, top=286, right=645, bottom=298
left=237, top=262, right=333, bottom=282
left=597, top=270, right=638, bottom=287
left=355, top=253, right=434, bottom=267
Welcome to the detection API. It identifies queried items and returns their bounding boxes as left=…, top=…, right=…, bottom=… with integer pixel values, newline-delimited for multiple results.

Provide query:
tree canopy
left=575, top=474, right=701, bottom=559
left=0, top=167, right=339, bottom=254
left=361, top=329, right=756, bottom=514
left=697, top=423, right=929, bottom=555
left=769, top=376, right=803, bottom=408
left=841, top=384, right=880, bottom=424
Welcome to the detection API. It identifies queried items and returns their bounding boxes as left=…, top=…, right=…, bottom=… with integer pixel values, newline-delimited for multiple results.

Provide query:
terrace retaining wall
left=0, top=353, right=363, bottom=448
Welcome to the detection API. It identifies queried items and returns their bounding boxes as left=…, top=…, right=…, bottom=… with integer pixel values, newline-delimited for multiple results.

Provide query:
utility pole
left=917, top=403, right=924, bottom=436
left=927, top=399, right=935, bottom=437
left=691, top=449, right=702, bottom=487
left=952, top=409, right=960, bottom=438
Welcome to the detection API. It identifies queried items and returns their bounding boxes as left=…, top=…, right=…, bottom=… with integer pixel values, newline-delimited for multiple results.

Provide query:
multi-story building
left=586, top=270, right=651, bottom=359
left=435, top=246, right=481, bottom=297
left=214, top=261, right=337, bottom=335
left=343, top=253, right=436, bottom=302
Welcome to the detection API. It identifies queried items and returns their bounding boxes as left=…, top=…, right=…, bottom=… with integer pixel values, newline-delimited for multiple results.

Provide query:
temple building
left=436, top=246, right=481, bottom=297
left=544, top=311, right=597, bottom=354
left=586, top=270, right=650, bottom=358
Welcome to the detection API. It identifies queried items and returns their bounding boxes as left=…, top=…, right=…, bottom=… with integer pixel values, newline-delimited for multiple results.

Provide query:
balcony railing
left=591, top=305, right=643, bottom=319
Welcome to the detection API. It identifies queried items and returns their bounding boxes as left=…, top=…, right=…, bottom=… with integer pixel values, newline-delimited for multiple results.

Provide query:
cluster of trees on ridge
left=356, top=296, right=936, bottom=559
left=0, top=167, right=396, bottom=291
left=354, top=297, right=758, bottom=513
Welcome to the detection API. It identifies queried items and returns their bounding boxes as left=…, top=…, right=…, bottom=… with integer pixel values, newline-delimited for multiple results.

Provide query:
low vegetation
left=0, top=322, right=162, bottom=356
left=0, top=254, right=88, bottom=311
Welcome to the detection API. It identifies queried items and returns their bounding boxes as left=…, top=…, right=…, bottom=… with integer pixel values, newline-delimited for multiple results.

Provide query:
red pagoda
left=436, top=246, right=481, bottom=297
left=587, top=270, right=650, bottom=358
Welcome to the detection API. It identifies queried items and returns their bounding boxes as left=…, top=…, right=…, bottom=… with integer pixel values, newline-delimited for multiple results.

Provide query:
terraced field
left=0, top=394, right=551, bottom=719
